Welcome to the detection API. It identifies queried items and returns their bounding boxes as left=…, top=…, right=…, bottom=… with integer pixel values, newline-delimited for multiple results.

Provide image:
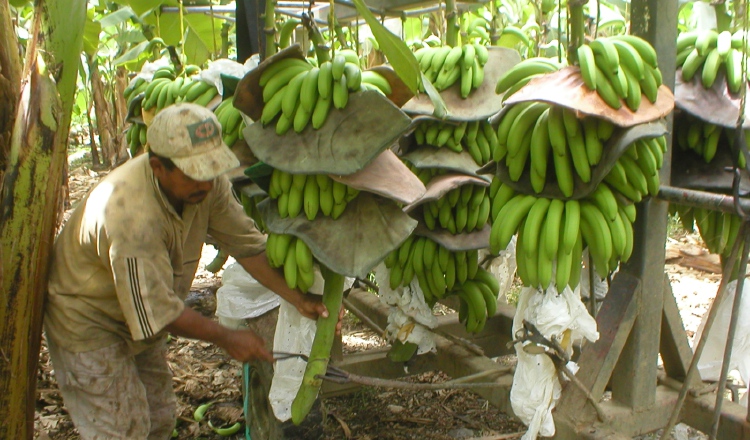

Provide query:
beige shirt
left=45, top=155, right=266, bottom=353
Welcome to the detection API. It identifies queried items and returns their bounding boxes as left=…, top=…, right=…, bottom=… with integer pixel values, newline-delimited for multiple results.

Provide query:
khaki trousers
left=47, top=336, right=176, bottom=440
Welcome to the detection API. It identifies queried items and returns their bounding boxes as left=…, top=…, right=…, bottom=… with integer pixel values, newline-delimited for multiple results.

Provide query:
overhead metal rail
left=160, top=0, right=493, bottom=27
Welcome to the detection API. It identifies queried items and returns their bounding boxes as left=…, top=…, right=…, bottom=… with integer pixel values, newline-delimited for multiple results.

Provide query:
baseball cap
left=147, top=103, right=240, bottom=181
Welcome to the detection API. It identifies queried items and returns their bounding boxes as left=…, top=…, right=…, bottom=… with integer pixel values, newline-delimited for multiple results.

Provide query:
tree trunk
left=88, top=55, right=116, bottom=169
left=0, top=0, right=86, bottom=438
left=112, top=65, right=130, bottom=165
left=0, top=1, right=23, bottom=179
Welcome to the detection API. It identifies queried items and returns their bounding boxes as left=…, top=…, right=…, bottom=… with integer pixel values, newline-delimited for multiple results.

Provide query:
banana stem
left=715, top=1, right=731, bottom=33
left=444, top=0, right=459, bottom=47
left=302, top=13, right=331, bottom=63
left=490, top=1, right=500, bottom=46
left=263, top=0, right=277, bottom=59
left=290, top=268, right=345, bottom=425
left=567, top=0, right=586, bottom=65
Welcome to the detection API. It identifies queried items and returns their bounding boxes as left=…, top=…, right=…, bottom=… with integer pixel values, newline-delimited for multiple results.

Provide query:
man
left=45, top=103, right=332, bottom=439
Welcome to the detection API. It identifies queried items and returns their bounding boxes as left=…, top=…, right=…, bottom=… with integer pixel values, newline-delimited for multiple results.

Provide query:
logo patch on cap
left=187, top=118, right=220, bottom=147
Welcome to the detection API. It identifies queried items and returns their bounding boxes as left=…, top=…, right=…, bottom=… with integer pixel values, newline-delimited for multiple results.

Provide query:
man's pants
left=47, top=337, right=176, bottom=440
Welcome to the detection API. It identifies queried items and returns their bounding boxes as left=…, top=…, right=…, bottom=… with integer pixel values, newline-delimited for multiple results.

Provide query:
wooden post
left=611, top=0, right=678, bottom=410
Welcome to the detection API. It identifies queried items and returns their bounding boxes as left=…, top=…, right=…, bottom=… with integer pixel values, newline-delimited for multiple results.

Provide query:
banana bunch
left=495, top=57, right=565, bottom=102
left=676, top=29, right=746, bottom=93
left=421, top=184, right=491, bottom=233
left=687, top=207, right=743, bottom=257
left=266, top=233, right=316, bottom=292
left=576, top=35, right=663, bottom=111
left=454, top=269, right=501, bottom=334
left=671, top=205, right=745, bottom=279
left=259, top=52, right=391, bottom=135
left=267, top=168, right=359, bottom=220
left=239, top=192, right=267, bottom=233
left=407, top=164, right=447, bottom=185
left=142, top=75, right=218, bottom=112
left=414, top=43, right=490, bottom=97
left=494, top=101, right=616, bottom=195
left=674, top=113, right=748, bottom=167
left=125, top=123, right=148, bottom=157
left=383, top=236, right=500, bottom=332
left=123, top=77, right=150, bottom=103
left=466, top=17, right=491, bottom=42
left=603, top=136, right=666, bottom=203
left=412, top=119, right=497, bottom=164
left=214, top=98, right=246, bottom=147
left=489, top=182, right=638, bottom=289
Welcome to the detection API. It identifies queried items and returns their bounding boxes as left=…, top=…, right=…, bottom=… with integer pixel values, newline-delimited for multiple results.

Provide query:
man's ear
left=149, top=156, right=163, bottom=175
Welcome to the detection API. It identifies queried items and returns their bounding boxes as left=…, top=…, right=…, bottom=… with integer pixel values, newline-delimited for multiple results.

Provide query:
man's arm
left=165, top=306, right=274, bottom=363
left=235, top=251, right=330, bottom=321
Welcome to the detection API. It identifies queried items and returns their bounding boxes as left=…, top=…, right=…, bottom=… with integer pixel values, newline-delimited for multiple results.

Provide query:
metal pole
left=659, top=226, right=747, bottom=440
left=709, top=225, right=750, bottom=439
left=657, top=186, right=750, bottom=214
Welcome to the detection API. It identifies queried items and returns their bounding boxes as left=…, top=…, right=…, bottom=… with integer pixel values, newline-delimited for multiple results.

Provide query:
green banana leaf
left=350, top=0, right=420, bottom=95
left=82, top=12, right=102, bottom=56
left=259, top=192, right=418, bottom=279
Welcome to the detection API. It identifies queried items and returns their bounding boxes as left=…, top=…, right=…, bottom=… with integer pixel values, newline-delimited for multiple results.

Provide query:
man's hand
left=294, top=293, right=345, bottom=335
left=165, top=307, right=274, bottom=363
left=214, top=328, right=274, bottom=363
left=235, top=252, right=346, bottom=333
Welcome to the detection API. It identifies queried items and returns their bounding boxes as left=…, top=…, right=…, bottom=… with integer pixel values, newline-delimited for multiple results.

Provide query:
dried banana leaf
left=675, top=69, right=750, bottom=129
left=504, top=66, right=674, bottom=128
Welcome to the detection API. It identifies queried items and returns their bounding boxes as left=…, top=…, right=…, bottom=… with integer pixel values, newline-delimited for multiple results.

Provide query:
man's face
left=150, top=157, right=214, bottom=207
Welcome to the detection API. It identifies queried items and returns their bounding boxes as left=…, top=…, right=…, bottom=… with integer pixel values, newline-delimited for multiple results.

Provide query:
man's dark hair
left=148, top=151, right=177, bottom=171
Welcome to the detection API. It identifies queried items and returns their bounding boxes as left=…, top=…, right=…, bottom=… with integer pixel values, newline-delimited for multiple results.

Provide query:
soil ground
left=33, top=158, right=744, bottom=440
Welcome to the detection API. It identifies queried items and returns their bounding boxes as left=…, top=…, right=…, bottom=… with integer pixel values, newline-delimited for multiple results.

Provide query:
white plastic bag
left=695, top=279, right=750, bottom=407
left=268, top=269, right=354, bottom=421
left=485, top=235, right=518, bottom=299
left=215, top=263, right=280, bottom=321
left=199, top=58, right=250, bottom=96
left=375, top=263, right=437, bottom=355
left=510, top=284, right=599, bottom=440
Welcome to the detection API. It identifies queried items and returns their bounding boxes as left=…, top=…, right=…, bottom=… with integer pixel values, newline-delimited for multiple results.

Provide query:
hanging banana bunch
left=383, top=235, right=500, bottom=333
left=576, top=35, right=663, bottom=111
left=258, top=50, right=392, bottom=135
left=495, top=56, right=566, bottom=102
left=676, top=29, right=746, bottom=93
left=412, top=119, right=497, bottom=165
left=266, top=168, right=360, bottom=221
left=493, top=102, right=618, bottom=195
left=414, top=43, right=490, bottom=97
left=420, top=184, right=491, bottom=234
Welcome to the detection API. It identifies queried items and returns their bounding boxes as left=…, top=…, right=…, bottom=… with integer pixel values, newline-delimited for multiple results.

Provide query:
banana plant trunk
left=0, top=1, right=23, bottom=178
left=0, top=1, right=86, bottom=438
left=87, top=54, right=116, bottom=168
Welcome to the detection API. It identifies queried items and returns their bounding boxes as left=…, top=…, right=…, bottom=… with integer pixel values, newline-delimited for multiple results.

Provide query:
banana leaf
left=675, top=69, right=750, bottom=129
left=503, top=66, right=674, bottom=127
left=400, top=145, right=486, bottom=178
left=241, top=91, right=411, bottom=175
left=402, top=47, right=522, bottom=122
left=404, top=173, right=490, bottom=211
left=259, top=192, right=418, bottom=279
